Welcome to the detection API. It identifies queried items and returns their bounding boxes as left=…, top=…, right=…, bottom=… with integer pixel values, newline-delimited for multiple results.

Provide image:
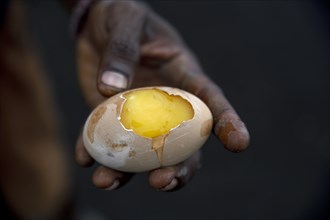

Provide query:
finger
left=161, top=53, right=250, bottom=153
left=97, top=1, right=147, bottom=96
left=142, top=11, right=249, bottom=152
left=140, top=39, right=181, bottom=67
left=75, top=133, right=94, bottom=167
left=92, top=166, right=134, bottom=190
left=149, top=151, right=201, bottom=192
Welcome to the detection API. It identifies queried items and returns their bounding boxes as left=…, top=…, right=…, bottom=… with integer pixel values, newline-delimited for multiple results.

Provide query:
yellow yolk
left=120, top=89, right=194, bottom=138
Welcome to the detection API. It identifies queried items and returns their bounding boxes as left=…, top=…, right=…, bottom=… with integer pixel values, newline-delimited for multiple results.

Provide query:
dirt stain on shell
left=112, top=96, right=125, bottom=117
left=87, top=105, right=107, bottom=143
left=106, top=139, right=128, bottom=152
left=129, top=150, right=136, bottom=158
left=200, top=119, right=213, bottom=137
left=152, top=134, right=168, bottom=166
left=112, top=142, right=128, bottom=148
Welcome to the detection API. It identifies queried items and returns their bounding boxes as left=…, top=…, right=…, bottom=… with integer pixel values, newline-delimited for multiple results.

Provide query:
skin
left=75, top=1, right=250, bottom=192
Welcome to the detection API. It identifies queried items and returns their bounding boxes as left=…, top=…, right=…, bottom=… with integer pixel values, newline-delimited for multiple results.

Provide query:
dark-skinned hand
left=75, top=1, right=249, bottom=192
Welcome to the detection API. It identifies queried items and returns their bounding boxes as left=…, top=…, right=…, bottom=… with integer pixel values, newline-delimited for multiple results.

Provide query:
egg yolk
left=120, top=89, right=194, bottom=138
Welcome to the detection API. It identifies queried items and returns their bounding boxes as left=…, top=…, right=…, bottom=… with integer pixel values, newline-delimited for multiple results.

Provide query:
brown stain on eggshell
left=112, top=142, right=128, bottom=149
left=106, top=138, right=128, bottom=152
left=112, top=95, right=125, bottom=117
left=87, top=105, right=107, bottom=143
left=129, top=150, right=136, bottom=158
left=200, top=119, right=213, bottom=137
left=105, top=137, right=128, bottom=149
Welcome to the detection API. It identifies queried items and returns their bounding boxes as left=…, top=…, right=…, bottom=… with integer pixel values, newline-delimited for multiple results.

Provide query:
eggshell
left=82, top=87, right=213, bottom=172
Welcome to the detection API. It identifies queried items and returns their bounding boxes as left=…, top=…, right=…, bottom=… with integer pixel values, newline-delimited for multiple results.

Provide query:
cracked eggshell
left=82, top=87, right=213, bottom=172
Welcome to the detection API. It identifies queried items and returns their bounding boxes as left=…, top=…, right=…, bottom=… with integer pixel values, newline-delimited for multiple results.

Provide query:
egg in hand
left=83, top=87, right=213, bottom=172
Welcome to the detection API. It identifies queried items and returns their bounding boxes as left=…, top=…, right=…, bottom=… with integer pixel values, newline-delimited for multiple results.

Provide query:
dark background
left=23, top=0, right=330, bottom=219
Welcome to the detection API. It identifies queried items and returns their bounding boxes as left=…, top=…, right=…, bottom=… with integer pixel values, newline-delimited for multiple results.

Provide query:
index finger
left=160, top=52, right=250, bottom=153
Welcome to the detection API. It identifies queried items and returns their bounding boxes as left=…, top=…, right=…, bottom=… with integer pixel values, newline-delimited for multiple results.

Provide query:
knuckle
left=110, top=39, right=139, bottom=62
left=215, top=108, right=233, bottom=119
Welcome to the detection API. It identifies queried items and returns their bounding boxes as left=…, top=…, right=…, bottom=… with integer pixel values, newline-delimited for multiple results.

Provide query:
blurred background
left=1, top=0, right=329, bottom=219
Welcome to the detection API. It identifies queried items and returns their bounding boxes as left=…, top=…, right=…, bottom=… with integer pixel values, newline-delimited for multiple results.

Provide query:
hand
left=75, top=1, right=249, bottom=192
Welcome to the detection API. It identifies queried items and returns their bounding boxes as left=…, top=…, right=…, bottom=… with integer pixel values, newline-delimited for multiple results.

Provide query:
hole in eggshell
left=118, top=88, right=195, bottom=138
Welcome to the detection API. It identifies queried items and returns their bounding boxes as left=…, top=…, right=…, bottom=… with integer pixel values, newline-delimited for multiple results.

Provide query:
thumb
left=97, top=39, right=138, bottom=96
left=97, top=2, right=147, bottom=96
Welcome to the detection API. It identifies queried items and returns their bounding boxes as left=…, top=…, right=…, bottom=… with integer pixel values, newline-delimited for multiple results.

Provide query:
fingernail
left=176, top=166, right=188, bottom=178
left=101, top=71, right=127, bottom=89
left=105, top=179, right=120, bottom=190
left=160, top=178, right=178, bottom=191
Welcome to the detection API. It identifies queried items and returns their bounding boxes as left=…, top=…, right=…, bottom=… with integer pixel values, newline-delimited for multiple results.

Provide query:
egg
left=82, top=87, right=213, bottom=172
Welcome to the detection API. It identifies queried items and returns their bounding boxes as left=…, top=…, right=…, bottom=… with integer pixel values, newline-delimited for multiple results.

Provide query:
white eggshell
left=82, top=87, right=213, bottom=172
